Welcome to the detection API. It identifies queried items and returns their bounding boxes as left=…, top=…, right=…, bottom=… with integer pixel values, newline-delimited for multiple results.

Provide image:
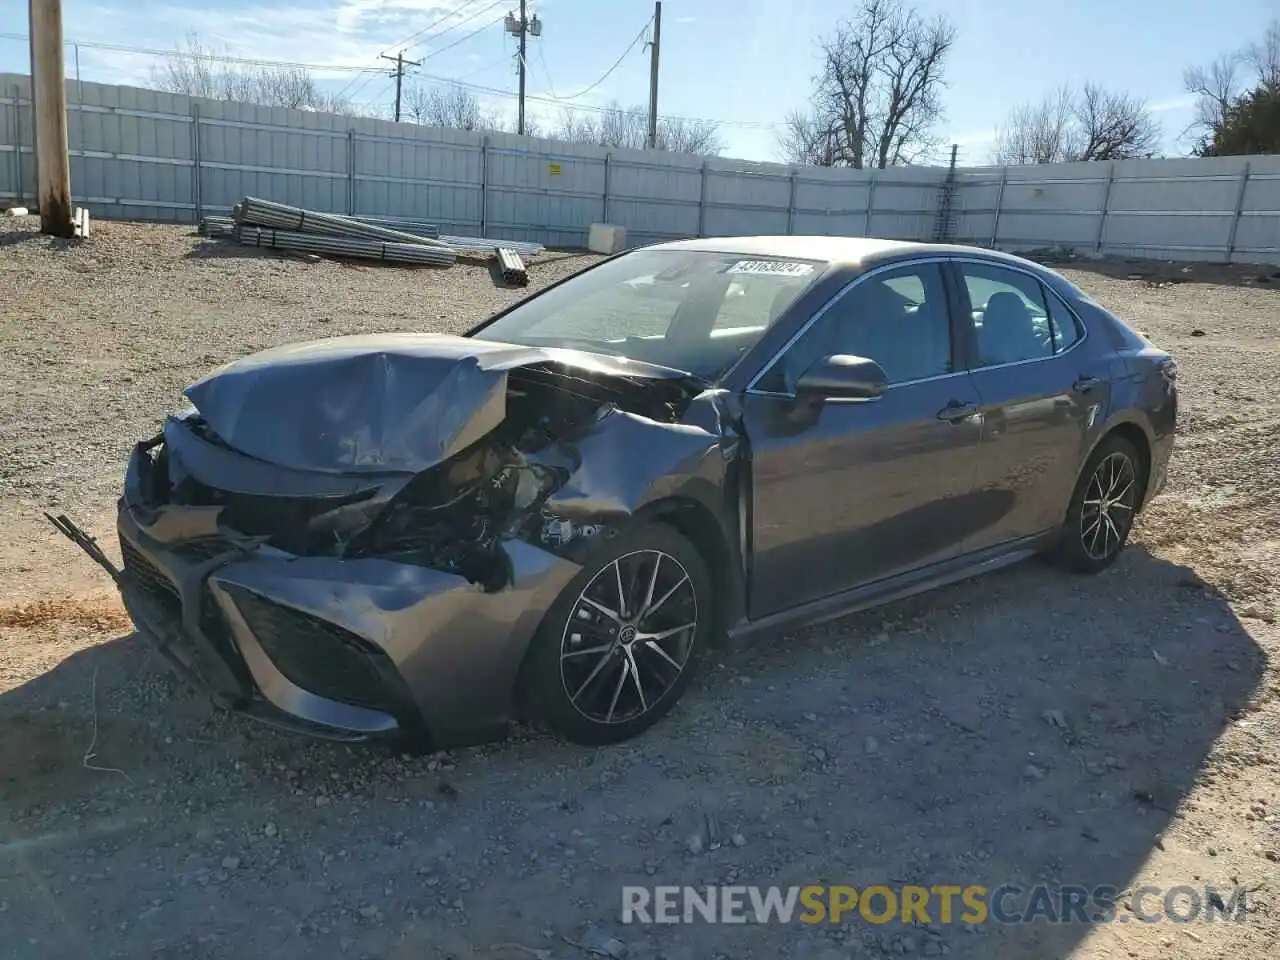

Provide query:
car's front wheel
left=1053, top=434, right=1144, bottom=573
left=522, top=521, right=713, bottom=745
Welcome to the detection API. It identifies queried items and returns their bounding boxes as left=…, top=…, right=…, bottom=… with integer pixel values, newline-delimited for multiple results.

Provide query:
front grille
left=120, top=538, right=181, bottom=623
left=223, top=586, right=394, bottom=712
left=175, top=537, right=239, bottom=563
left=120, top=536, right=253, bottom=695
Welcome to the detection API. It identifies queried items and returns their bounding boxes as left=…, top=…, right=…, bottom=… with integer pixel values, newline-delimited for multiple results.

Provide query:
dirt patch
left=0, top=220, right=1278, bottom=960
left=1030, top=251, right=1280, bottom=290
left=0, top=595, right=130, bottom=631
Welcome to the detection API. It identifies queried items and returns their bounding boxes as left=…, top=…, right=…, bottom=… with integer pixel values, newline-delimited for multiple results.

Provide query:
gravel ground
left=1, top=219, right=1278, bottom=960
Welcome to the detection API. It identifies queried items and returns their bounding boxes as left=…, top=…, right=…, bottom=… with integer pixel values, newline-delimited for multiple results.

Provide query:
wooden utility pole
left=646, top=1, right=662, bottom=149
left=380, top=50, right=421, bottom=123
left=28, top=0, right=73, bottom=237
left=504, top=3, right=541, bottom=136
left=517, top=0, right=528, bottom=135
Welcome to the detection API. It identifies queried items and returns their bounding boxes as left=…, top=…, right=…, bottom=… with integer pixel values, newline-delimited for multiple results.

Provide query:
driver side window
left=757, top=262, right=953, bottom=393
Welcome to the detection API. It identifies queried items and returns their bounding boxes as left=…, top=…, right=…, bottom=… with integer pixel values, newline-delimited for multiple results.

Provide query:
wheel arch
left=638, top=490, right=743, bottom=647
left=508, top=487, right=742, bottom=724
left=1085, top=417, right=1154, bottom=511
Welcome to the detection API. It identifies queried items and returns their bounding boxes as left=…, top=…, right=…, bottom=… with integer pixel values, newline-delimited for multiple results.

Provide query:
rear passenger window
left=958, top=263, right=1053, bottom=367
left=1044, top=290, right=1083, bottom=353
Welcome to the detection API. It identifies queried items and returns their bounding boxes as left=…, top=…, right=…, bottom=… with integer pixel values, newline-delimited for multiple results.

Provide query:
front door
left=950, top=259, right=1112, bottom=549
left=741, top=260, right=987, bottom=619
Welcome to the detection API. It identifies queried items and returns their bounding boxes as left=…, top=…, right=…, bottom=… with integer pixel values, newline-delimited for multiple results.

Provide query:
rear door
left=740, top=260, right=987, bottom=618
left=949, top=258, right=1112, bottom=550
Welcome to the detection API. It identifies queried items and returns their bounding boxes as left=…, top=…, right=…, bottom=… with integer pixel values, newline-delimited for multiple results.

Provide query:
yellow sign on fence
left=548, top=162, right=562, bottom=176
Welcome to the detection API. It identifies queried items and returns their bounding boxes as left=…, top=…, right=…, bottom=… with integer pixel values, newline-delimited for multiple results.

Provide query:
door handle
left=1073, top=375, right=1101, bottom=393
left=937, top=400, right=978, bottom=423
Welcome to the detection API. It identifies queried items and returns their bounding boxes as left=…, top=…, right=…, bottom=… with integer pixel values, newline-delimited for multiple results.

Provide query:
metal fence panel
left=3, top=74, right=1280, bottom=264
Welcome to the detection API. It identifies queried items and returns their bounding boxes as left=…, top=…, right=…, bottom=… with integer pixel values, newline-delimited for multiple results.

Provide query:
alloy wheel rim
left=559, top=549, right=698, bottom=725
left=1080, top=452, right=1137, bottom=561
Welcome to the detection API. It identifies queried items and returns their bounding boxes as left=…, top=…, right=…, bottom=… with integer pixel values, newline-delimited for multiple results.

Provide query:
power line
left=382, top=0, right=496, bottom=58
left=340, top=5, right=507, bottom=106
left=536, top=17, right=652, bottom=103
left=414, top=69, right=780, bottom=128
left=334, top=0, right=501, bottom=101
left=0, top=31, right=372, bottom=72
left=534, top=42, right=558, bottom=98
left=0, top=29, right=783, bottom=130
left=457, top=48, right=515, bottom=83
left=424, top=11, right=509, bottom=62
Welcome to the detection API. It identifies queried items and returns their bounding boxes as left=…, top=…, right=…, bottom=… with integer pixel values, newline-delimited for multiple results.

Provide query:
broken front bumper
left=53, top=447, right=582, bottom=747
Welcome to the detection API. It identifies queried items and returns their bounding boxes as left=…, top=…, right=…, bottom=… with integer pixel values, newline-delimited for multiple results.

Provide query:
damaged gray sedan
left=53, top=236, right=1177, bottom=748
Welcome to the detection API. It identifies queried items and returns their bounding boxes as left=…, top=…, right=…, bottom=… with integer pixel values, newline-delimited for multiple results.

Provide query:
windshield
left=470, top=249, right=824, bottom=380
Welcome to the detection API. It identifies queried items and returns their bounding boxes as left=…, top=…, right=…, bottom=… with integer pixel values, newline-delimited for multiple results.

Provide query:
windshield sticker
left=726, top=260, right=815, bottom=277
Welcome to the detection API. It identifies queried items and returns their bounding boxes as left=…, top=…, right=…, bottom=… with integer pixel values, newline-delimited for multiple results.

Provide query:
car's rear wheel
left=522, top=522, right=712, bottom=745
left=1053, top=434, right=1143, bottom=573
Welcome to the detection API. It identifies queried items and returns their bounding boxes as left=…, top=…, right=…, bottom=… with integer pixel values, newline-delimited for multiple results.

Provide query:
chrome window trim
left=744, top=253, right=1092, bottom=398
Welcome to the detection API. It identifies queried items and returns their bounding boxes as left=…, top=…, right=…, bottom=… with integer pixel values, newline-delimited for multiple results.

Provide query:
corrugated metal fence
left=2, top=74, right=1278, bottom=264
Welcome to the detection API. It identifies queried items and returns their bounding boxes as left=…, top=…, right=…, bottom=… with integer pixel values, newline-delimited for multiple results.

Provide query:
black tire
left=1052, top=434, right=1144, bottom=574
left=521, top=521, right=713, bottom=746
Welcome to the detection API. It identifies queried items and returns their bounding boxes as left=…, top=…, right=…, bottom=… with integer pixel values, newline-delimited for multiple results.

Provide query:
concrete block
left=588, top=222, right=627, bottom=255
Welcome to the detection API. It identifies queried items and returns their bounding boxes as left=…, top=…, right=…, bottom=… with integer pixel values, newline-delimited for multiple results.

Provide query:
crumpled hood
left=183, top=332, right=686, bottom=475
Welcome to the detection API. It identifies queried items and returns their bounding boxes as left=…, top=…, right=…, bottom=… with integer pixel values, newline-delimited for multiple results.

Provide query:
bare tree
left=991, top=86, right=1078, bottom=164
left=991, top=84, right=1159, bottom=164
left=1185, top=53, right=1245, bottom=148
left=1073, top=84, right=1161, bottom=160
left=1184, top=19, right=1280, bottom=151
left=404, top=84, right=500, bottom=130
left=777, top=109, right=839, bottom=166
left=653, top=115, right=723, bottom=154
left=779, top=0, right=955, bottom=168
left=150, top=32, right=354, bottom=113
left=1244, top=20, right=1280, bottom=87
left=549, top=103, right=722, bottom=155
left=552, top=108, right=598, bottom=144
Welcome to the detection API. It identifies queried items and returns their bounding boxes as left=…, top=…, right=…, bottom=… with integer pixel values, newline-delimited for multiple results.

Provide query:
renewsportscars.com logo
left=621, top=884, right=1250, bottom=925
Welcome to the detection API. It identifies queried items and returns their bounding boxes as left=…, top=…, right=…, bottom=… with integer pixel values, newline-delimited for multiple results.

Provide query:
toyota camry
left=52, top=236, right=1178, bottom=748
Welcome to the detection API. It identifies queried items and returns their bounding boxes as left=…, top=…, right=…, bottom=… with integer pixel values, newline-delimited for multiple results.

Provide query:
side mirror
left=795, top=354, right=888, bottom=403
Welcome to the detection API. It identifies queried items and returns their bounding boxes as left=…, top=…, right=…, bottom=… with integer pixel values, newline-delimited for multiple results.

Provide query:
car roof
left=645, top=235, right=1053, bottom=273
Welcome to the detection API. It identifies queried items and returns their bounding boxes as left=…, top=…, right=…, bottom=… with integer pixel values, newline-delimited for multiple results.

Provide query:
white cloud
left=85, top=1, right=504, bottom=79
left=1148, top=95, right=1196, bottom=114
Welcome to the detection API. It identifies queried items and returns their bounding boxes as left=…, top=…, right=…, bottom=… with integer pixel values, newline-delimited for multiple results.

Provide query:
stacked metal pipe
left=234, top=225, right=457, bottom=266
left=209, top=197, right=545, bottom=268
left=439, top=235, right=546, bottom=256
left=351, top=215, right=441, bottom=238
left=232, top=197, right=451, bottom=249
left=199, top=215, right=237, bottom=237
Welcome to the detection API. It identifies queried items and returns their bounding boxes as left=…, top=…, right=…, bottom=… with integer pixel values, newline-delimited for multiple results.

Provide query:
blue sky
left=0, top=0, right=1274, bottom=163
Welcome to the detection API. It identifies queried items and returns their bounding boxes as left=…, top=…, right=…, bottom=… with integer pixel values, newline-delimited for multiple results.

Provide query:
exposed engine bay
left=138, top=351, right=717, bottom=592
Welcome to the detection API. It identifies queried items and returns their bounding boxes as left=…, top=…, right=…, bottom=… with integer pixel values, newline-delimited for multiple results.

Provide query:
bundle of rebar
left=234, top=225, right=457, bottom=266
left=232, top=197, right=451, bottom=249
